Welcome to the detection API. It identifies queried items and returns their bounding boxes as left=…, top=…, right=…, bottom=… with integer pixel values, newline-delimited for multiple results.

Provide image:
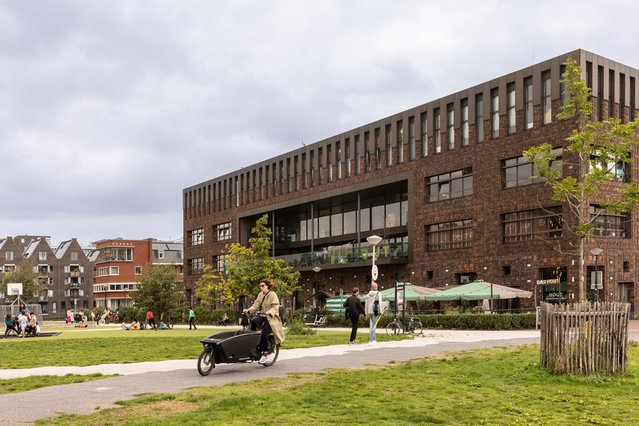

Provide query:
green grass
left=0, top=374, right=114, bottom=395
left=0, top=327, right=404, bottom=369
left=37, top=344, right=639, bottom=425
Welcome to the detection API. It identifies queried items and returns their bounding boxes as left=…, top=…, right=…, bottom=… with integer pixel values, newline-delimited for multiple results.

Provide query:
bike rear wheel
left=261, top=337, right=280, bottom=367
left=409, top=321, right=423, bottom=336
left=386, top=321, right=401, bottom=335
left=197, top=347, right=215, bottom=376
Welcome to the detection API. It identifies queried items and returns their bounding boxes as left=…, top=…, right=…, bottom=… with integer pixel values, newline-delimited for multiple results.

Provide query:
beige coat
left=247, top=290, right=286, bottom=344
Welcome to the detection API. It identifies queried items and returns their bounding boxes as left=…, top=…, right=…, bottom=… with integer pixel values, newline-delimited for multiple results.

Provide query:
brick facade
left=184, top=49, right=639, bottom=316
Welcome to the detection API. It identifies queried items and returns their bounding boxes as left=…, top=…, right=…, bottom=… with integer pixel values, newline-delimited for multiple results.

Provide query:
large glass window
left=371, top=203, right=385, bottom=230
left=385, top=124, right=392, bottom=167
left=408, top=116, right=416, bottom=160
left=475, top=93, right=484, bottom=143
left=434, top=109, right=441, bottom=153
left=97, top=247, right=133, bottom=262
left=542, top=70, right=552, bottom=124
left=354, top=135, right=361, bottom=175
left=331, top=207, right=343, bottom=236
left=502, top=149, right=562, bottom=188
left=360, top=207, right=371, bottom=232
left=396, top=120, right=404, bottom=163
left=318, top=213, right=330, bottom=238
left=427, top=168, right=473, bottom=202
left=188, top=258, right=204, bottom=275
left=426, top=219, right=472, bottom=251
left=420, top=112, right=428, bottom=156
left=447, top=104, right=455, bottom=150
left=386, top=202, right=401, bottom=228
left=502, top=206, right=562, bottom=243
left=590, top=155, right=627, bottom=182
left=343, top=210, right=356, bottom=234
left=507, top=83, right=516, bottom=134
left=214, top=222, right=232, bottom=241
left=188, top=228, right=204, bottom=246
left=491, top=89, right=499, bottom=138
left=213, top=255, right=227, bottom=273
left=461, top=99, right=469, bottom=146
left=525, top=77, right=533, bottom=129
left=590, top=205, right=628, bottom=238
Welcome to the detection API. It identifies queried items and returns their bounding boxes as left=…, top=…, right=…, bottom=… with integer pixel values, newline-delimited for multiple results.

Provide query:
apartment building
left=93, top=238, right=184, bottom=309
left=0, top=235, right=95, bottom=319
left=183, top=49, right=639, bottom=316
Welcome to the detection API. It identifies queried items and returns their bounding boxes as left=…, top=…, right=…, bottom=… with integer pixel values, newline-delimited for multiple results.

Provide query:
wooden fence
left=539, top=302, right=630, bottom=374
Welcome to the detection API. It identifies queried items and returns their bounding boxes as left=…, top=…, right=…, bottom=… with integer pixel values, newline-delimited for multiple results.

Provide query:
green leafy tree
left=130, top=264, right=184, bottom=317
left=194, top=263, right=233, bottom=307
left=2, top=260, right=42, bottom=300
left=524, top=59, right=639, bottom=301
left=225, top=214, right=301, bottom=301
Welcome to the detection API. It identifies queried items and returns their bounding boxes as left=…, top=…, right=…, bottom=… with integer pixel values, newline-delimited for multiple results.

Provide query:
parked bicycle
left=386, top=316, right=423, bottom=336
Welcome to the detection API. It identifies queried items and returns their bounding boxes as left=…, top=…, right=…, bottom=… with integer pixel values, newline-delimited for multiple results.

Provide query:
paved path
left=0, top=327, right=637, bottom=425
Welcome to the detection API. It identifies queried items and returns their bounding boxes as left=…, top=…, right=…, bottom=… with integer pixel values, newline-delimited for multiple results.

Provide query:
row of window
left=425, top=205, right=627, bottom=251
left=188, top=223, right=232, bottom=247
left=183, top=67, right=560, bottom=216
left=1, top=251, right=81, bottom=262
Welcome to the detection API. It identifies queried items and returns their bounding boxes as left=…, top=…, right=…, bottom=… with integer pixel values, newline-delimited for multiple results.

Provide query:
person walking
left=188, top=307, right=197, bottom=330
left=243, top=279, right=285, bottom=363
left=146, top=309, right=157, bottom=330
left=364, top=282, right=383, bottom=345
left=343, top=287, right=366, bottom=345
left=168, top=308, right=175, bottom=328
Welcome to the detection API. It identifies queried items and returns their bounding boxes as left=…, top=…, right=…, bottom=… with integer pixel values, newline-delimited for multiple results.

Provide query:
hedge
left=325, top=312, right=535, bottom=330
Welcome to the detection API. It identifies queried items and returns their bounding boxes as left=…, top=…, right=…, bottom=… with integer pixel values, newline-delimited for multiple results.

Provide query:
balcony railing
left=276, top=243, right=408, bottom=270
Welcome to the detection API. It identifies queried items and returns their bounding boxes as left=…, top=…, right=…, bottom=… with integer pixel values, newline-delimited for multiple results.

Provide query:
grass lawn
left=36, top=344, right=639, bottom=425
left=0, top=326, right=404, bottom=369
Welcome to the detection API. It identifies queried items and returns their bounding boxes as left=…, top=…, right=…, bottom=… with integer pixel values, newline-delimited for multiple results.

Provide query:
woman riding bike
left=243, top=279, right=285, bottom=364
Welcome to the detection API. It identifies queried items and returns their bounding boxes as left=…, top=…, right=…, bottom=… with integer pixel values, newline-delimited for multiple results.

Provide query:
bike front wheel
left=386, top=321, right=401, bottom=336
left=197, top=347, right=215, bottom=376
left=261, top=337, right=280, bottom=367
left=409, top=321, right=423, bottom=336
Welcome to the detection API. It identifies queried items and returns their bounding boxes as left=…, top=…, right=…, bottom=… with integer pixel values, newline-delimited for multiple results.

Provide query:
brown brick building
left=93, top=238, right=184, bottom=310
left=0, top=235, right=96, bottom=319
left=183, top=49, right=639, bottom=316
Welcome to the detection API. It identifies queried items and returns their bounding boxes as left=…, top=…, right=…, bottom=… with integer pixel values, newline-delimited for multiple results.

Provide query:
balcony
left=276, top=243, right=408, bottom=271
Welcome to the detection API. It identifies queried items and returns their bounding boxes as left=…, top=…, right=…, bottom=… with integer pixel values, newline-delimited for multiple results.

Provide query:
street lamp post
left=366, top=235, right=383, bottom=283
left=590, top=248, right=603, bottom=303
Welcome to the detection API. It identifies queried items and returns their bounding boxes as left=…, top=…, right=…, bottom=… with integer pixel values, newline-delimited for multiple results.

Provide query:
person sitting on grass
left=130, top=320, right=140, bottom=330
left=4, top=314, right=18, bottom=336
left=159, top=321, right=169, bottom=330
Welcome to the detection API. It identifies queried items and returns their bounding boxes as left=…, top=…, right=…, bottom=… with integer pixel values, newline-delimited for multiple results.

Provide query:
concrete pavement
left=0, top=326, right=637, bottom=425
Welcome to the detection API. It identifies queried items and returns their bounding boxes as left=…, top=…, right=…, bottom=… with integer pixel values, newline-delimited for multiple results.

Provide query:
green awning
left=325, top=296, right=349, bottom=313
left=425, top=280, right=532, bottom=301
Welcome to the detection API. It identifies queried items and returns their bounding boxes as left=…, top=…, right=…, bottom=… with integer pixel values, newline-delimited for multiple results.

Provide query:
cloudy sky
left=1, top=0, right=638, bottom=247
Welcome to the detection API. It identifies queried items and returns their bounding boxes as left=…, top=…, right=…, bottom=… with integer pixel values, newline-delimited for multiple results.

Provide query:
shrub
left=322, top=312, right=535, bottom=330
left=286, top=317, right=316, bottom=335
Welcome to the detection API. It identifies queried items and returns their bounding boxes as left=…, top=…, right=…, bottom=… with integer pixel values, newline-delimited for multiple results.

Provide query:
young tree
left=2, top=260, right=42, bottom=300
left=130, top=264, right=184, bottom=317
left=194, top=263, right=233, bottom=308
left=524, top=59, right=639, bottom=302
left=225, top=214, right=301, bottom=300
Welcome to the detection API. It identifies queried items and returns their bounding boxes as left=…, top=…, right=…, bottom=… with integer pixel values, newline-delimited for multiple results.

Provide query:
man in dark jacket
left=343, top=287, right=366, bottom=344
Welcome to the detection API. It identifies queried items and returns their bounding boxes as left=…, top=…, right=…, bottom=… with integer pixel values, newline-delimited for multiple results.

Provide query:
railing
left=276, top=243, right=408, bottom=269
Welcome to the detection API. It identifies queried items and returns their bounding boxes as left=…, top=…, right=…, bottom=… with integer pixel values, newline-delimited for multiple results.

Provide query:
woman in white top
left=364, top=282, right=383, bottom=345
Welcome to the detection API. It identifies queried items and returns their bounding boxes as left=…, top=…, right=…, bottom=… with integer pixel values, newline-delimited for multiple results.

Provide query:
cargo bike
left=197, top=326, right=280, bottom=376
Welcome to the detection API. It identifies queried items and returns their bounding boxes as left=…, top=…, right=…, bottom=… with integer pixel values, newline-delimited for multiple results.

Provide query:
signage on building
left=536, top=279, right=560, bottom=285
